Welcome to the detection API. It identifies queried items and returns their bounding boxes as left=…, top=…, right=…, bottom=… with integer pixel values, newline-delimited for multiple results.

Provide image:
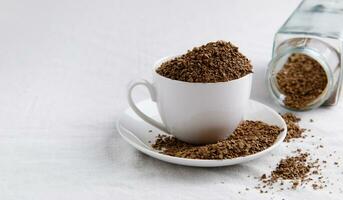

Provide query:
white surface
left=0, top=0, right=343, bottom=199
left=118, top=99, right=287, bottom=167
left=129, top=56, right=252, bottom=144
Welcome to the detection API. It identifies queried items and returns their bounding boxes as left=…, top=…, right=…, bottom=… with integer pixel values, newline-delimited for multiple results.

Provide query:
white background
left=1, top=0, right=343, bottom=199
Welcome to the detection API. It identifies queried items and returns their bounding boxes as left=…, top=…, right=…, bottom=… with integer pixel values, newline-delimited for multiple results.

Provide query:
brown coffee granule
left=152, top=120, right=283, bottom=160
left=258, top=151, right=324, bottom=191
left=156, top=41, right=252, bottom=83
left=267, top=153, right=311, bottom=182
left=281, top=113, right=306, bottom=142
left=281, top=112, right=300, bottom=123
left=276, top=53, right=328, bottom=109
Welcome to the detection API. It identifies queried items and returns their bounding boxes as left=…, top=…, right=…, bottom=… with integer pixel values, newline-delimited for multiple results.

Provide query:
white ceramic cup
left=128, top=56, right=252, bottom=144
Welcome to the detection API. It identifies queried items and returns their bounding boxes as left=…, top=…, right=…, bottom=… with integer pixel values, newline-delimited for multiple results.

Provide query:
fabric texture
left=0, top=0, right=342, bottom=199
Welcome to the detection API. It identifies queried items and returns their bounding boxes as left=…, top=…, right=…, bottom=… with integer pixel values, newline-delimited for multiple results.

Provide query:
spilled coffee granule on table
left=156, top=40, right=253, bottom=83
left=152, top=120, right=283, bottom=159
left=257, top=150, right=326, bottom=192
left=254, top=113, right=332, bottom=193
left=276, top=53, right=328, bottom=109
left=281, top=113, right=306, bottom=142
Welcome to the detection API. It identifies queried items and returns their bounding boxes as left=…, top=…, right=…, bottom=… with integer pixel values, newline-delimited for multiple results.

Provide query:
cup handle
left=127, top=79, right=168, bottom=133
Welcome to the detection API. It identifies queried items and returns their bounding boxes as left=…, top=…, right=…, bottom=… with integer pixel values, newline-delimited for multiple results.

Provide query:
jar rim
left=267, top=47, right=334, bottom=111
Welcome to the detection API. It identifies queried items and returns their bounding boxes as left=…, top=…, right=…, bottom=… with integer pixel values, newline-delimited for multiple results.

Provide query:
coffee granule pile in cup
left=276, top=53, right=328, bottom=109
left=156, top=41, right=253, bottom=83
left=152, top=120, right=283, bottom=160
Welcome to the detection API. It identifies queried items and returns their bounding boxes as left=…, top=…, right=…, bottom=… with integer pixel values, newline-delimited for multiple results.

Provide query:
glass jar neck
left=268, top=37, right=340, bottom=110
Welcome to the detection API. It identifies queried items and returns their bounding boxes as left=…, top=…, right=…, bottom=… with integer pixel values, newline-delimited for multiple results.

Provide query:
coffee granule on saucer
left=152, top=120, right=282, bottom=160
left=276, top=53, right=328, bottom=109
left=156, top=41, right=252, bottom=83
left=281, top=113, right=306, bottom=142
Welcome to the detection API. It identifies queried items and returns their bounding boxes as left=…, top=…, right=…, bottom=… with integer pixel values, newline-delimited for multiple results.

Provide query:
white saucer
left=117, top=99, right=287, bottom=167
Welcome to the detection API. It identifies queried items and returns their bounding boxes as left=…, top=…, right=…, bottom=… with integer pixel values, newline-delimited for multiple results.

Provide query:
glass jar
left=267, top=0, right=343, bottom=110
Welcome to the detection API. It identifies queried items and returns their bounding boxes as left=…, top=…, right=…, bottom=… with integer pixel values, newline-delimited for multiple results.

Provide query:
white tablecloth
left=1, top=0, right=343, bottom=199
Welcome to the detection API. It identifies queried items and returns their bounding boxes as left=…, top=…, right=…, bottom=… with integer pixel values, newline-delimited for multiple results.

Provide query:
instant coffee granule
left=254, top=114, right=336, bottom=193
left=156, top=41, right=253, bottom=83
left=276, top=53, right=328, bottom=109
left=281, top=113, right=306, bottom=142
left=257, top=150, right=326, bottom=191
left=152, top=120, right=283, bottom=160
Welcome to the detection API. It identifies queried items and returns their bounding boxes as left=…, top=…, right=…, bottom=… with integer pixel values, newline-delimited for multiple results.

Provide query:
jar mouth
left=267, top=48, right=334, bottom=111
